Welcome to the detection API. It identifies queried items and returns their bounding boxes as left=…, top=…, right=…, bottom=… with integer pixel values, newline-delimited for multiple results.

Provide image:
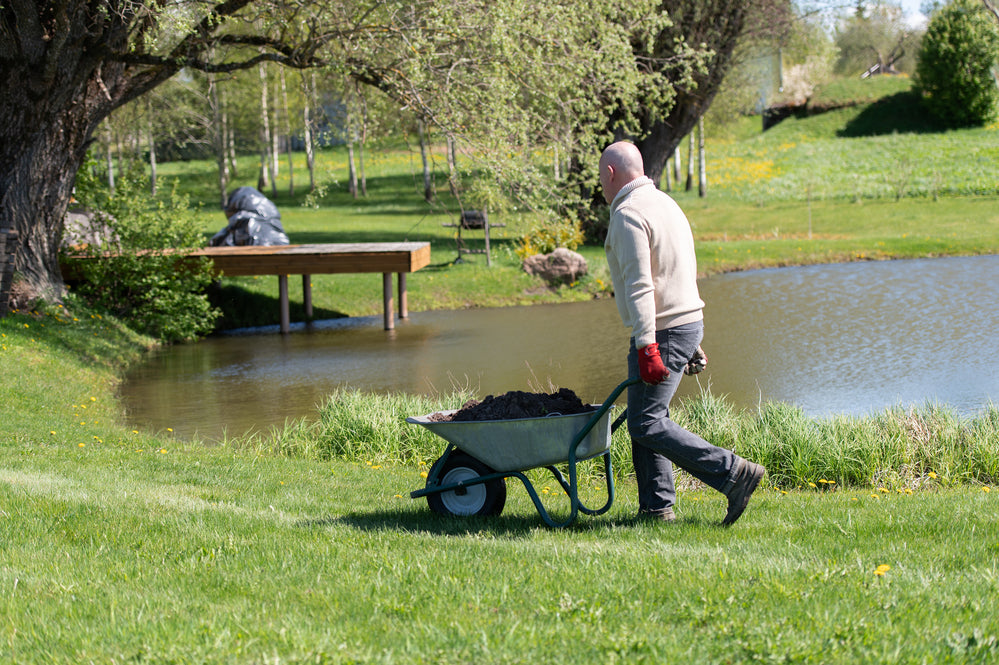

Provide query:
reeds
left=282, top=389, right=999, bottom=490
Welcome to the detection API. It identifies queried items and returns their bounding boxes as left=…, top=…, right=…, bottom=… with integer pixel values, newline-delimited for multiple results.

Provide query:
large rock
left=522, top=247, right=588, bottom=286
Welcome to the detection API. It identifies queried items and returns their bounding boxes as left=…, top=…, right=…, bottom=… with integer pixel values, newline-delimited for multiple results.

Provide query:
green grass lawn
left=3, top=293, right=998, bottom=663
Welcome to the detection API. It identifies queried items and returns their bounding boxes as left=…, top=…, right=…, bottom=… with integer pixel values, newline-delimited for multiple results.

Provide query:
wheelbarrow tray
left=406, top=408, right=613, bottom=473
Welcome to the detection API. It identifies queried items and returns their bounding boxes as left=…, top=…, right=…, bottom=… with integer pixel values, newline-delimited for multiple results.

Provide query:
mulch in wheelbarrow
left=428, top=388, right=595, bottom=422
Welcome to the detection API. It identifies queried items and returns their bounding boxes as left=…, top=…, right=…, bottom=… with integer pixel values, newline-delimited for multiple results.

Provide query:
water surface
left=121, top=255, right=999, bottom=440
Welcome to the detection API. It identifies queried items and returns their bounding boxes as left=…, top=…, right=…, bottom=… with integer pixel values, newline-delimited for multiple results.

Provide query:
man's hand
left=638, top=343, right=670, bottom=385
left=684, top=345, right=708, bottom=375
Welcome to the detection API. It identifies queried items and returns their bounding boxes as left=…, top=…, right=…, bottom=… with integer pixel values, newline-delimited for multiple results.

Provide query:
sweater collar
left=611, top=176, right=654, bottom=210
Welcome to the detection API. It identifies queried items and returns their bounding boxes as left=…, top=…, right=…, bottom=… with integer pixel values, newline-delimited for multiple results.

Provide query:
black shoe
left=723, top=461, right=764, bottom=526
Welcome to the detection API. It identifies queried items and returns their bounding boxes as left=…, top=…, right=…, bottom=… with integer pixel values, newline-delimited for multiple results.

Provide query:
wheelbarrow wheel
left=427, top=452, right=506, bottom=517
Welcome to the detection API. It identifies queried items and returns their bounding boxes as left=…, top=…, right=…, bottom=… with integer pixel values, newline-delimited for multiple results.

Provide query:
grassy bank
left=2, top=306, right=999, bottom=663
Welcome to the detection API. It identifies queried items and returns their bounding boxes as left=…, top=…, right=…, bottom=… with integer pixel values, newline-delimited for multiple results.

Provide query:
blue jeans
left=627, top=321, right=742, bottom=514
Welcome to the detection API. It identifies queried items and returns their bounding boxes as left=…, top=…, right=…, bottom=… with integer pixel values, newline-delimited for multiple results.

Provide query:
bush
left=515, top=217, right=585, bottom=259
left=914, top=0, right=999, bottom=128
left=63, top=160, right=220, bottom=343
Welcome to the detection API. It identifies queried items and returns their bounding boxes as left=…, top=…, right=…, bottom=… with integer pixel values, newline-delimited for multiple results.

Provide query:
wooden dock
left=189, top=242, right=432, bottom=332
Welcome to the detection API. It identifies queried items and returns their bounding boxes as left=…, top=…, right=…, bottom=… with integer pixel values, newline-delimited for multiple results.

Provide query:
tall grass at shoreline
left=228, top=386, right=999, bottom=491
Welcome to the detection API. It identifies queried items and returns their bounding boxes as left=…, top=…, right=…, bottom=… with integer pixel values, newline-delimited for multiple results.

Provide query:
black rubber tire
left=426, top=452, right=506, bottom=517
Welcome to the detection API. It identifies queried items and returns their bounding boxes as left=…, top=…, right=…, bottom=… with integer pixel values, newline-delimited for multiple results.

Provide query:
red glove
left=638, top=343, right=670, bottom=385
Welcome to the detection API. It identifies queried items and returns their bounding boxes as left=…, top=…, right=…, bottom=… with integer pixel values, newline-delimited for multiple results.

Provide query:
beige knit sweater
left=604, top=177, right=704, bottom=348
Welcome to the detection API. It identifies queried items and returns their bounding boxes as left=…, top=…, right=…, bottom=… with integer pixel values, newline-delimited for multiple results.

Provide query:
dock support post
left=279, top=275, right=290, bottom=334
left=302, top=274, right=313, bottom=319
left=398, top=273, right=408, bottom=320
left=382, top=272, right=394, bottom=330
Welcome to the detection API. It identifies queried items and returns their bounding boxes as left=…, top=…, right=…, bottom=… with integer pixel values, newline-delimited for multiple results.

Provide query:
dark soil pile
left=429, top=388, right=594, bottom=422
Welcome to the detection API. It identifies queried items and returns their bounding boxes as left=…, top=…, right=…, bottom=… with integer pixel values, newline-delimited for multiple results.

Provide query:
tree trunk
left=105, top=121, right=116, bottom=193
left=302, top=72, right=317, bottom=193
left=280, top=68, right=294, bottom=197
left=209, top=72, right=230, bottom=209
left=446, top=136, right=459, bottom=197
left=258, top=62, right=272, bottom=193
left=347, top=140, right=358, bottom=198
left=697, top=117, right=706, bottom=198
left=147, top=106, right=158, bottom=196
left=685, top=132, right=694, bottom=192
left=1, top=86, right=112, bottom=300
left=418, top=119, right=433, bottom=202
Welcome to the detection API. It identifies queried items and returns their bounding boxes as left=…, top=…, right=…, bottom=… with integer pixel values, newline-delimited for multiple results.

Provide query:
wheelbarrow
left=407, top=377, right=639, bottom=528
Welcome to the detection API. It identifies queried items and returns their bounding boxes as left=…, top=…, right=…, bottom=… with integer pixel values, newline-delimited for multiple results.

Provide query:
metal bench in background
left=442, top=210, right=505, bottom=266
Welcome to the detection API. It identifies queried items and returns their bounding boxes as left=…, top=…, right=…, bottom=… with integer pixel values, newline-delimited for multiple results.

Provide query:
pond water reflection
left=121, top=255, right=999, bottom=440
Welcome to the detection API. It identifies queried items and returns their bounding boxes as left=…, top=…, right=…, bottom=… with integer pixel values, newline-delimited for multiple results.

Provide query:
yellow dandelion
left=851, top=497, right=859, bottom=502
left=928, top=471, right=938, bottom=479
left=879, top=487, right=890, bottom=493
left=159, top=448, right=168, bottom=454
left=984, top=487, right=992, bottom=494
left=874, top=564, right=891, bottom=577
left=166, top=427, right=173, bottom=433
left=420, top=471, right=428, bottom=479
left=49, top=431, right=56, bottom=436
left=394, top=494, right=403, bottom=499
left=808, top=482, right=817, bottom=488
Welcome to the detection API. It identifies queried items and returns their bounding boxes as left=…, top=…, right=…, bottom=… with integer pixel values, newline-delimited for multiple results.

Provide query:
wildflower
left=166, top=427, right=173, bottom=433
left=984, top=487, right=992, bottom=494
left=78, top=443, right=85, bottom=448
left=49, top=431, right=56, bottom=436
left=874, top=564, right=891, bottom=577
left=928, top=471, right=938, bottom=479
left=879, top=487, right=890, bottom=494
left=159, top=448, right=168, bottom=454
left=808, top=482, right=817, bottom=488
left=420, top=471, right=428, bottom=479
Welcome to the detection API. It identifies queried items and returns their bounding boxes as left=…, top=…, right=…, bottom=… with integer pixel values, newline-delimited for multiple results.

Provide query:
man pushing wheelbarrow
left=599, top=140, right=765, bottom=526
left=410, top=142, right=765, bottom=528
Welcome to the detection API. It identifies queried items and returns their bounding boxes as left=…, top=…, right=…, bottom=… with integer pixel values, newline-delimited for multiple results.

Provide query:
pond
left=121, top=255, right=999, bottom=441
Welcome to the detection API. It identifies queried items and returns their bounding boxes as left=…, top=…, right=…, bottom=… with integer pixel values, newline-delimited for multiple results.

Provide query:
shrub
left=515, top=216, right=585, bottom=259
left=914, top=0, right=999, bottom=128
left=63, top=160, right=220, bottom=343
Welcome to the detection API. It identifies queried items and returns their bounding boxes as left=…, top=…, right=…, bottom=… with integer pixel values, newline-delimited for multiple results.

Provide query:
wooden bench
left=188, top=242, right=432, bottom=333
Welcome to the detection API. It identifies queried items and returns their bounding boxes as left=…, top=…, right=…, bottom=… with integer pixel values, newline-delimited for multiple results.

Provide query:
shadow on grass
left=298, top=508, right=718, bottom=535
left=837, top=91, right=944, bottom=137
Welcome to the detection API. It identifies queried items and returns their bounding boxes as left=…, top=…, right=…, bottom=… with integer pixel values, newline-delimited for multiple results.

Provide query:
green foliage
left=515, top=216, right=585, bottom=259
left=64, top=160, right=220, bottom=343
left=915, top=0, right=999, bottom=128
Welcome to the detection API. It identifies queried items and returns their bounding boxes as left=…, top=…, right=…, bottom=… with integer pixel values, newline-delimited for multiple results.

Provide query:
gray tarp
left=210, top=187, right=290, bottom=247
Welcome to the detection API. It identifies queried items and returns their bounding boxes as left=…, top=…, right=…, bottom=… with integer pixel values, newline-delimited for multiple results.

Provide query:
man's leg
left=627, top=323, right=742, bottom=498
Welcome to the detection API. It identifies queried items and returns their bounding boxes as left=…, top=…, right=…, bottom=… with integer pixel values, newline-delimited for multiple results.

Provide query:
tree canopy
left=915, top=0, right=999, bottom=127
left=2, top=0, right=790, bottom=305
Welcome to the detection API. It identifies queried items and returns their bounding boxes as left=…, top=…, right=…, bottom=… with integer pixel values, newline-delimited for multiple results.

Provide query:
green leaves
left=915, top=0, right=999, bottom=128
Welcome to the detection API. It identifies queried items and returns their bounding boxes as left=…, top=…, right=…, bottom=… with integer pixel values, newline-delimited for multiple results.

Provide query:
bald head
left=598, top=141, right=645, bottom=203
